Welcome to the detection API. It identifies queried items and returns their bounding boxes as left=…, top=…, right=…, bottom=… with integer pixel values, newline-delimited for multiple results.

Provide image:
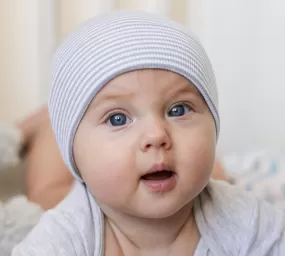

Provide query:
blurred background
left=1, top=0, right=285, bottom=156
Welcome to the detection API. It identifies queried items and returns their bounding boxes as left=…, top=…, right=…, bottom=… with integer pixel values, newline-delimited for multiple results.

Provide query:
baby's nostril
left=145, top=144, right=151, bottom=149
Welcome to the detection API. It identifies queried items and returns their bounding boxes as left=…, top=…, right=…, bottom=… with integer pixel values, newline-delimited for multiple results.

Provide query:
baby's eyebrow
left=90, top=92, right=135, bottom=108
left=168, top=83, right=201, bottom=98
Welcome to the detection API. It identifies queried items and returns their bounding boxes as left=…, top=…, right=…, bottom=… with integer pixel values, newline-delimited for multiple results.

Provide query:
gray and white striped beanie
left=49, top=10, right=219, bottom=180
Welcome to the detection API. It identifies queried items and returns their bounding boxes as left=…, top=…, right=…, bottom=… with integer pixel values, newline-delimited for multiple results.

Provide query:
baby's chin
left=126, top=198, right=193, bottom=220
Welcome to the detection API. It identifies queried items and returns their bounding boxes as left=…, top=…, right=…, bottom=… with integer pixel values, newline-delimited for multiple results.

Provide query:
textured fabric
left=0, top=196, right=42, bottom=256
left=12, top=181, right=285, bottom=255
left=194, top=181, right=285, bottom=255
left=49, top=10, right=219, bottom=180
left=12, top=182, right=104, bottom=256
left=0, top=124, right=22, bottom=170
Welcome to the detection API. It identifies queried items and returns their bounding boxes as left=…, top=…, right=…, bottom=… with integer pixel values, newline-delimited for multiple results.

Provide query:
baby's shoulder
left=207, top=180, right=284, bottom=221
left=205, top=180, right=264, bottom=219
left=49, top=180, right=98, bottom=233
left=195, top=181, right=285, bottom=255
left=12, top=182, right=102, bottom=256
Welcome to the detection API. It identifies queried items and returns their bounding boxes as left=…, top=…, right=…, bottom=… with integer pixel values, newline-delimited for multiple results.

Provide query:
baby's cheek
left=177, top=129, right=215, bottom=178
left=192, top=142, right=215, bottom=176
left=82, top=154, right=135, bottom=205
left=83, top=168, right=119, bottom=202
left=177, top=141, right=214, bottom=201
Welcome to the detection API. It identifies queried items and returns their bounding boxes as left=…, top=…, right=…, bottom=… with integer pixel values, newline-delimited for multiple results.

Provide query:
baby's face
left=73, top=69, right=216, bottom=218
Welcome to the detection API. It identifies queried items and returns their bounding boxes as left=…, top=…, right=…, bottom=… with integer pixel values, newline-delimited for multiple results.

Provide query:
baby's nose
left=139, top=120, right=171, bottom=152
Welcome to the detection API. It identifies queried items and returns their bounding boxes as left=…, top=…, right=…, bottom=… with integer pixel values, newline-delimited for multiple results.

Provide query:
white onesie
left=12, top=180, right=285, bottom=255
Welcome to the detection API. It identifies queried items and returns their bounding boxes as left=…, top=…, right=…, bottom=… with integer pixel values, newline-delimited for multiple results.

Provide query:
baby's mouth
left=141, top=170, right=174, bottom=181
left=140, top=168, right=177, bottom=192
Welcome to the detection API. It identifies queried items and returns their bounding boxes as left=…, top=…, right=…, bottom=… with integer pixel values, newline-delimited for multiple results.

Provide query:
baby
left=13, top=10, right=285, bottom=256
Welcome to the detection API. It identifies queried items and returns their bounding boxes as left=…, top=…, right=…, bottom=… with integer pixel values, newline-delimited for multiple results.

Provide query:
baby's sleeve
left=201, top=181, right=285, bottom=255
left=11, top=209, right=87, bottom=256
left=11, top=181, right=94, bottom=256
left=246, top=198, right=285, bottom=255
left=267, top=207, right=285, bottom=255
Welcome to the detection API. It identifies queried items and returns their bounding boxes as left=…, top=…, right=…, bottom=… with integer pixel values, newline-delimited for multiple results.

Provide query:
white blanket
left=0, top=196, right=42, bottom=255
left=0, top=123, right=43, bottom=255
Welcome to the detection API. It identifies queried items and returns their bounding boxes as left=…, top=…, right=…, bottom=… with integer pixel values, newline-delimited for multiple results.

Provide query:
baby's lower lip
left=141, top=174, right=176, bottom=192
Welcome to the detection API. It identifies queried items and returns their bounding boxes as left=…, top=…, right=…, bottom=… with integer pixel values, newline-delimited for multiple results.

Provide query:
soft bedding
left=222, top=150, right=285, bottom=207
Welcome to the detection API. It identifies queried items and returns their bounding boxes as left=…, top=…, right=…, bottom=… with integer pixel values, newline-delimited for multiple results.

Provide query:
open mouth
left=141, top=170, right=174, bottom=181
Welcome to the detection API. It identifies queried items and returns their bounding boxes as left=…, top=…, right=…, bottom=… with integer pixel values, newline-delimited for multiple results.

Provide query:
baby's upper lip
left=142, top=162, right=174, bottom=176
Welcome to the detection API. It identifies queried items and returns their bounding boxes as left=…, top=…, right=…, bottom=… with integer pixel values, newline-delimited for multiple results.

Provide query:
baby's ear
left=0, top=124, right=23, bottom=170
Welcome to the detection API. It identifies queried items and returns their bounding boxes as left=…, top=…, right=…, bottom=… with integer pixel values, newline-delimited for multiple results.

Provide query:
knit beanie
left=49, top=10, right=219, bottom=180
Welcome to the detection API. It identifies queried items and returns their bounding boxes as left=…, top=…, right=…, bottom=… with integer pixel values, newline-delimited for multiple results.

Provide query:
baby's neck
left=103, top=203, right=200, bottom=256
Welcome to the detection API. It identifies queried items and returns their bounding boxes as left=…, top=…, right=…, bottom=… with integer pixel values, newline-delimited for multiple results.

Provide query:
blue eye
left=108, top=113, right=129, bottom=126
left=168, top=104, right=191, bottom=117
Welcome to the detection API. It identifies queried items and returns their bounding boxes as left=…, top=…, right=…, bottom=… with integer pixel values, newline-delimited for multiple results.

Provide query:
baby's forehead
left=90, top=69, right=202, bottom=104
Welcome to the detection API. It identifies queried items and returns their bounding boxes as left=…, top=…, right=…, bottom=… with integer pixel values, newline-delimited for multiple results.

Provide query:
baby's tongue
left=142, top=171, right=172, bottom=180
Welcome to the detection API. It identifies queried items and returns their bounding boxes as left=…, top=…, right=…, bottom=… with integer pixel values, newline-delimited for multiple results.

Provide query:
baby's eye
left=107, top=113, right=131, bottom=126
left=168, top=104, right=192, bottom=117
